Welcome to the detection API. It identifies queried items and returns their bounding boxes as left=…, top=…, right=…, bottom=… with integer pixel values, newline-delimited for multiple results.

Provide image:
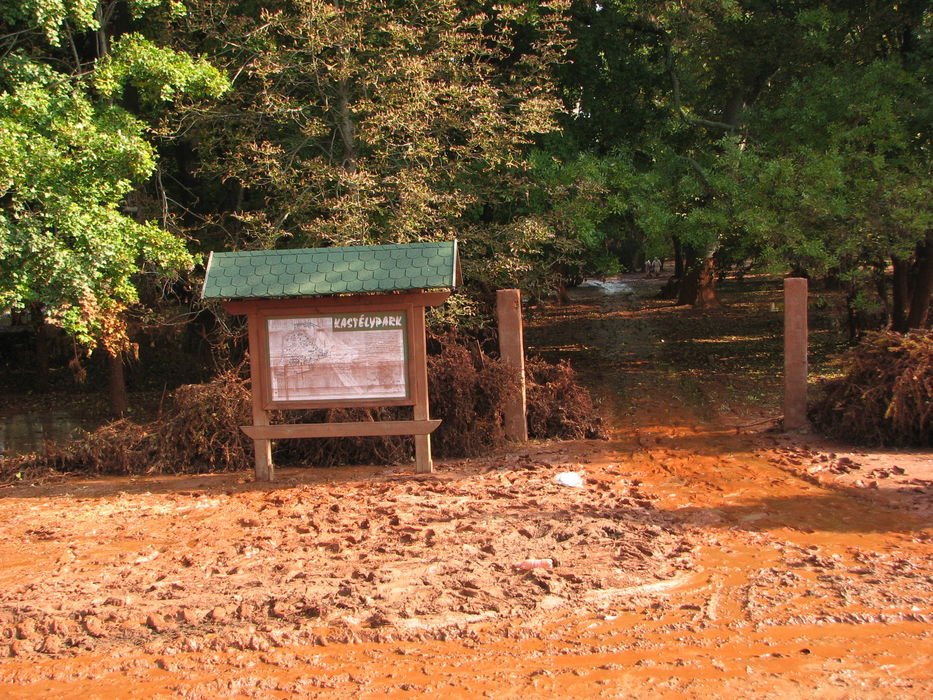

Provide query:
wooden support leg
left=414, top=434, right=432, bottom=474
left=247, top=312, right=275, bottom=481
left=254, top=439, right=273, bottom=482
left=409, top=305, right=433, bottom=473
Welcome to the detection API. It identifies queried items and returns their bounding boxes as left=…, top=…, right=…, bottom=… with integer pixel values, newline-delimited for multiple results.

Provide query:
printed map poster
left=267, top=312, right=408, bottom=403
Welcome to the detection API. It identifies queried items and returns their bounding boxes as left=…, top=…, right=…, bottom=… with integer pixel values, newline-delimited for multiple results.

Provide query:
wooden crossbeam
left=241, top=420, right=441, bottom=440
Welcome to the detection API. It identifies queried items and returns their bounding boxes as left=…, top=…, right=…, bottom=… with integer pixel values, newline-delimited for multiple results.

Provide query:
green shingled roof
left=201, top=241, right=459, bottom=300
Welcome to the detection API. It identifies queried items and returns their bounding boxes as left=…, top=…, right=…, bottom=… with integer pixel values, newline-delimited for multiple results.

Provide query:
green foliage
left=522, top=149, right=639, bottom=283
left=95, top=33, right=228, bottom=105
left=0, top=0, right=99, bottom=43
left=0, top=1, right=227, bottom=345
left=0, top=57, right=191, bottom=342
left=745, top=59, right=931, bottom=276
left=128, top=0, right=186, bottom=20
left=548, top=0, right=930, bottom=308
left=174, top=0, right=570, bottom=293
left=557, top=0, right=670, bottom=150
left=6, top=0, right=924, bottom=346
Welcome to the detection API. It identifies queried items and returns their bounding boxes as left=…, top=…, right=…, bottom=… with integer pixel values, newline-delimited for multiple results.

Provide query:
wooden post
left=497, top=289, right=528, bottom=442
left=784, top=278, right=808, bottom=431
left=247, top=312, right=274, bottom=481
left=408, top=305, right=434, bottom=473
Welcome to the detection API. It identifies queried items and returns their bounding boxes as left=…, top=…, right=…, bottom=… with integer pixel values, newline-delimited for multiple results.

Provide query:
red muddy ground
left=0, top=274, right=930, bottom=698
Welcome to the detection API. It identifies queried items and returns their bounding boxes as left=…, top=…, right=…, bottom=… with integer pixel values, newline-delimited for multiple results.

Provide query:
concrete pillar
left=784, top=277, right=809, bottom=431
left=496, top=289, right=528, bottom=442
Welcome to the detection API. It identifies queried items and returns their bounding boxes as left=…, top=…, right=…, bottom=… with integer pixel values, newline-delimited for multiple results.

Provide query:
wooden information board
left=266, top=312, right=409, bottom=403
left=224, top=291, right=448, bottom=481
left=202, top=241, right=459, bottom=481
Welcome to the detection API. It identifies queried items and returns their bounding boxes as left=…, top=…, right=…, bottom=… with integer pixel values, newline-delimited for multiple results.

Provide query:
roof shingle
left=201, top=241, right=459, bottom=300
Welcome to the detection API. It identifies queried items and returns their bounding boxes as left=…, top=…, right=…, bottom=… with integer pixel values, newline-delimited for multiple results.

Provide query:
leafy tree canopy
left=544, top=0, right=931, bottom=314
left=171, top=0, right=570, bottom=297
left=0, top=0, right=227, bottom=346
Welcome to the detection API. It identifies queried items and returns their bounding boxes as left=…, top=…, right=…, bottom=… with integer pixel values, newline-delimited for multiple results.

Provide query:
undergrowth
left=810, top=330, right=932, bottom=447
left=1, top=335, right=603, bottom=480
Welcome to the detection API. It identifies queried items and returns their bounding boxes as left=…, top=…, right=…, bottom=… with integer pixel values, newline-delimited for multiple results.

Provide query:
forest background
left=0, top=0, right=930, bottom=418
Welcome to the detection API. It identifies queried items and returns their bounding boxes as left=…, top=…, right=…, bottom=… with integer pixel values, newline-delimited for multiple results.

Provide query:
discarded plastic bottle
left=515, top=558, right=554, bottom=571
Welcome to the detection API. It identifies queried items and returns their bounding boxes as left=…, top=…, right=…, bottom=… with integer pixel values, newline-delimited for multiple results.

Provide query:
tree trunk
left=673, top=238, right=685, bottom=280
left=107, top=349, right=129, bottom=418
left=32, top=304, right=49, bottom=391
left=892, top=255, right=910, bottom=332
left=874, top=264, right=892, bottom=329
left=846, top=288, right=860, bottom=343
left=677, top=248, right=721, bottom=308
left=678, top=266, right=698, bottom=306
left=906, top=234, right=933, bottom=330
left=694, top=256, right=720, bottom=308
left=96, top=4, right=110, bottom=59
left=556, top=279, right=569, bottom=305
left=336, top=78, right=358, bottom=175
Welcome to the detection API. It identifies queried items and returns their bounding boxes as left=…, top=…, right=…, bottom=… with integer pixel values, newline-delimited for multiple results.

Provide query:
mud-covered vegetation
left=525, top=357, right=603, bottom=441
left=811, top=330, right=932, bottom=447
left=1, top=337, right=601, bottom=481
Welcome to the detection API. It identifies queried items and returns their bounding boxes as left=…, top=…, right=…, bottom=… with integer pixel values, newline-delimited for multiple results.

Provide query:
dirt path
left=0, top=275, right=930, bottom=697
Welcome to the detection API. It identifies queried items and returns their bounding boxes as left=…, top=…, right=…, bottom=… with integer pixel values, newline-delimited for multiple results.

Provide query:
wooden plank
left=224, top=290, right=450, bottom=316
left=264, top=396, right=415, bottom=412
left=784, top=278, right=809, bottom=431
left=409, top=304, right=433, bottom=473
left=242, top=420, right=441, bottom=440
left=246, top=310, right=274, bottom=481
left=496, top=289, right=528, bottom=442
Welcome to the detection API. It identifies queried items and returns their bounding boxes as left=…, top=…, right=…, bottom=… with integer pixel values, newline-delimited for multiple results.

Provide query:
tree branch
left=676, top=154, right=715, bottom=193
left=63, top=21, right=82, bottom=74
left=662, top=38, right=737, bottom=133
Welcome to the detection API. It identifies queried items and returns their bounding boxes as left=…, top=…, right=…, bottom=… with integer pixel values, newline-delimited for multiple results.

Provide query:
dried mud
left=0, top=274, right=930, bottom=698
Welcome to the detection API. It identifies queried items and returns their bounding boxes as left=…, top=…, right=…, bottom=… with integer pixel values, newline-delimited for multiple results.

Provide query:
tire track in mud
left=525, top=276, right=933, bottom=696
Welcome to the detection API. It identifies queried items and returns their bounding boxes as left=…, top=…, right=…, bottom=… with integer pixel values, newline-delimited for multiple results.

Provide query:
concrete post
left=496, top=289, right=528, bottom=442
left=784, top=277, right=809, bottom=431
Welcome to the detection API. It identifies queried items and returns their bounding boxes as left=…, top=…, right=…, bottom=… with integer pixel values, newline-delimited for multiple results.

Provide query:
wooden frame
left=225, top=290, right=449, bottom=481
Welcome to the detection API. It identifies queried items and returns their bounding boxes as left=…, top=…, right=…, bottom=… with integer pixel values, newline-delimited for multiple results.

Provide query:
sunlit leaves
left=177, top=0, right=570, bottom=270
left=747, top=59, right=932, bottom=274
left=95, top=33, right=228, bottom=105
left=0, top=58, right=194, bottom=341
left=0, top=1, right=227, bottom=344
left=0, top=0, right=99, bottom=44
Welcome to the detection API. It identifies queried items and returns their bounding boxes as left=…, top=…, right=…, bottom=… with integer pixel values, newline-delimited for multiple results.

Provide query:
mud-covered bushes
left=428, top=334, right=519, bottom=457
left=810, top=330, right=932, bottom=447
left=272, top=334, right=521, bottom=464
left=39, top=371, right=254, bottom=476
left=273, top=407, right=413, bottom=468
left=526, top=357, right=603, bottom=440
left=3, top=336, right=602, bottom=477
left=274, top=340, right=603, bottom=464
